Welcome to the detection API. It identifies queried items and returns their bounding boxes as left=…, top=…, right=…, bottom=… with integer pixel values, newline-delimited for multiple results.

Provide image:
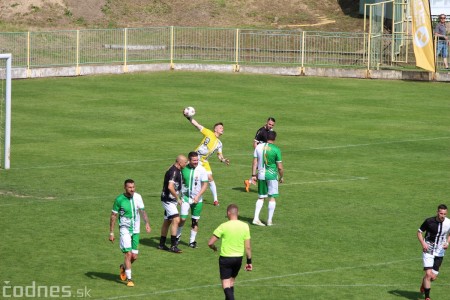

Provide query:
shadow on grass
left=85, top=271, right=122, bottom=284
left=231, top=186, right=258, bottom=193
left=140, top=236, right=161, bottom=248
left=388, top=289, right=421, bottom=300
left=140, top=235, right=202, bottom=248
left=239, top=215, right=255, bottom=224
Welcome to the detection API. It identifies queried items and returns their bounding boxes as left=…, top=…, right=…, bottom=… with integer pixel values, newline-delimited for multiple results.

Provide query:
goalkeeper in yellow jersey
left=183, top=111, right=230, bottom=206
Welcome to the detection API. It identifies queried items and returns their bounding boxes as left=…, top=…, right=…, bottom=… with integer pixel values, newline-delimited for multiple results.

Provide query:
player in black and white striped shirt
left=417, top=204, right=450, bottom=300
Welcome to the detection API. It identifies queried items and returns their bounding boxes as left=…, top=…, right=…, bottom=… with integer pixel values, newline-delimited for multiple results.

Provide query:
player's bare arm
left=194, top=181, right=208, bottom=203
left=277, top=162, right=284, bottom=183
left=208, top=235, right=219, bottom=252
left=190, top=118, right=203, bottom=131
left=417, top=230, right=428, bottom=252
left=140, top=210, right=151, bottom=233
left=218, top=153, right=230, bottom=165
left=109, top=212, right=117, bottom=242
left=183, top=111, right=203, bottom=131
left=244, top=239, right=253, bottom=271
left=168, top=181, right=182, bottom=205
left=251, top=157, right=258, bottom=182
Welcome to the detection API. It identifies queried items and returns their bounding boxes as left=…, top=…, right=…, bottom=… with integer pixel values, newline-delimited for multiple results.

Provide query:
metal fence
left=0, top=26, right=447, bottom=73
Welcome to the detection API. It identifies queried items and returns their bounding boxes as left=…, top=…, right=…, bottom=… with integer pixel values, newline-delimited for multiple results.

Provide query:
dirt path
left=280, top=16, right=336, bottom=29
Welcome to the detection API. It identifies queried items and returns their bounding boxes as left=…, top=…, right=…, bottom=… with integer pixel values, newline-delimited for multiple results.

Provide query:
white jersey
left=132, top=192, right=145, bottom=234
left=254, top=143, right=266, bottom=181
left=182, top=164, right=208, bottom=203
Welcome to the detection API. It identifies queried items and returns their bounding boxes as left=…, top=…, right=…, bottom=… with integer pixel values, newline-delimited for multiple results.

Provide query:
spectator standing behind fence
left=434, top=14, right=449, bottom=69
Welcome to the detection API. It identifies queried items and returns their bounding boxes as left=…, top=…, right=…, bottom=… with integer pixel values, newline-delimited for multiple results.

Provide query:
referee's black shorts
left=219, top=256, right=243, bottom=279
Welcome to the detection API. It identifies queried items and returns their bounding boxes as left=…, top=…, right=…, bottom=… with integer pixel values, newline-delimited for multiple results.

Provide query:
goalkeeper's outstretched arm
left=183, top=109, right=203, bottom=131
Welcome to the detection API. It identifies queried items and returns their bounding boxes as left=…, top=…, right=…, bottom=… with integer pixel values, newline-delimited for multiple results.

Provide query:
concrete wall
left=9, top=63, right=450, bottom=82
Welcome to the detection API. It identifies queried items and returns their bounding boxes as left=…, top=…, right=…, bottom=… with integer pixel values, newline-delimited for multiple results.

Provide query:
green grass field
left=1, top=72, right=450, bottom=299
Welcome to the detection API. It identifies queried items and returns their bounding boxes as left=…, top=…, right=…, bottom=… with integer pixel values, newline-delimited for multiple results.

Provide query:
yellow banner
left=411, top=0, right=435, bottom=72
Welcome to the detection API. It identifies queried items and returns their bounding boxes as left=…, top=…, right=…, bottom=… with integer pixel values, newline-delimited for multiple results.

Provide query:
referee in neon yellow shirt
left=208, top=204, right=252, bottom=300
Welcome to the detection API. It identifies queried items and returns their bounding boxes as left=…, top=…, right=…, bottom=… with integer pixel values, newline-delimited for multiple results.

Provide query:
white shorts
left=119, top=229, right=132, bottom=253
left=267, top=180, right=279, bottom=197
left=180, top=201, right=190, bottom=217
left=161, top=201, right=179, bottom=220
left=422, top=252, right=442, bottom=275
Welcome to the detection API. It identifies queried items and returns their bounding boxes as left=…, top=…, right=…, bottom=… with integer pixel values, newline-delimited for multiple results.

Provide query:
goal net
left=0, top=53, right=12, bottom=170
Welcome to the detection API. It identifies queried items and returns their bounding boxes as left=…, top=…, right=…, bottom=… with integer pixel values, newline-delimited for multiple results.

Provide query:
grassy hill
left=0, top=0, right=364, bottom=32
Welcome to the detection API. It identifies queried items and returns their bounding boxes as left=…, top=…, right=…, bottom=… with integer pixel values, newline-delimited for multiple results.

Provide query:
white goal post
left=0, top=53, right=11, bottom=170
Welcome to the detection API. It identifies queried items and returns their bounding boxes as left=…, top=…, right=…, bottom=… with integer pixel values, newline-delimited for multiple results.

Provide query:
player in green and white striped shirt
left=178, top=151, right=209, bottom=248
left=109, top=179, right=151, bottom=287
left=251, top=131, right=284, bottom=226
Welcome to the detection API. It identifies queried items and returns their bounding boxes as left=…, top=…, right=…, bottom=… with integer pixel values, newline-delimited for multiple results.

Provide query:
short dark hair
left=124, top=179, right=134, bottom=185
left=214, top=122, right=223, bottom=129
left=267, top=130, right=277, bottom=141
left=438, top=204, right=448, bottom=210
left=188, top=151, right=199, bottom=159
left=227, top=204, right=239, bottom=215
left=267, top=117, right=276, bottom=122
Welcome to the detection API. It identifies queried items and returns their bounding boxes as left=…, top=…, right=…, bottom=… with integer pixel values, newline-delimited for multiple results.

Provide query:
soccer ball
left=183, top=106, right=196, bottom=117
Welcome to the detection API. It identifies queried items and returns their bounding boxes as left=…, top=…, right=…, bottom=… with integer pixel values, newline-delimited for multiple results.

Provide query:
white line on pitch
left=238, top=283, right=450, bottom=288
left=8, top=158, right=168, bottom=170
left=97, top=258, right=418, bottom=300
left=288, top=136, right=450, bottom=152
left=7, top=136, right=450, bottom=170
left=283, top=177, right=368, bottom=185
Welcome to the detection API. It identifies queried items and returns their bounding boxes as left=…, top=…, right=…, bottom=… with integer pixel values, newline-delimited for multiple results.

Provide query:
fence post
left=123, top=28, right=128, bottom=73
left=76, top=30, right=80, bottom=76
left=300, top=31, right=305, bottom=74
left=27, top=32, right=31, bottom=78
left=234, top=28, right=240, bottom=72
left=170, top=26, right=174, bottom=69
left=367, top=5, right=372, bottom=72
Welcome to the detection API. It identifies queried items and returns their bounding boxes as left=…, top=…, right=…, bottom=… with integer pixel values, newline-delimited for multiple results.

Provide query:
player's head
left=439, top=14, right=446, bottom=23
left=188, top=151, right=199, bottom=168
left=214, top=122, right=224, bottom=136
left=227, top=204, right=239, bottom=219
left=267, top=130, right=277, bottom=141
left=266, top=117, right=276, bottom=130
left=176, top=154, right=188, bottom=169
left=437, top=204, right=448, bottom=221
left=123, top=179, right=135, bottom=197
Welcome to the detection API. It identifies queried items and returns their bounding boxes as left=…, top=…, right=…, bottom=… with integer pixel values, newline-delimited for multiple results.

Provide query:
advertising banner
left=411, top=0, right=436, bottom=72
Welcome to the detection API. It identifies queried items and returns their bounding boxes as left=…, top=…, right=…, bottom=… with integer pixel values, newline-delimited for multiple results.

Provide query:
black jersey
left=419, top=216, right=450, bottom=256
left=254, top=126, right=271, bottom=145
left=161, top=165, right=183, bottom=202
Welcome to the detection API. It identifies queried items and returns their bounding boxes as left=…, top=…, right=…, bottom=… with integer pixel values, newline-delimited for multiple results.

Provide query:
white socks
left=268, top=201, right=276, bottom=223
left=254, top=199, right=264, bottom=220
left=190, top=229, right=197, bottom=244
left=209, top=181, right=218, bottom=201
left=125, top=269, right=132, bottom=280
left=254, top=200, right=277, bottom=222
